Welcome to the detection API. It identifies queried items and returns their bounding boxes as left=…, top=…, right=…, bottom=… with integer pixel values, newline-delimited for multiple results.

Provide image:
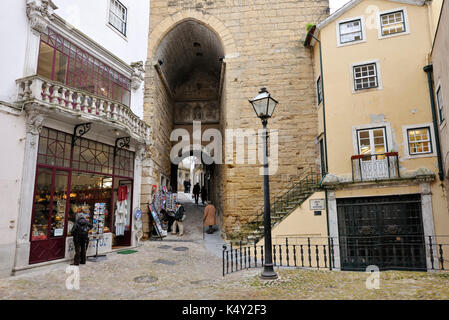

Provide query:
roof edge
left=317, top=0, right=426, bottom=31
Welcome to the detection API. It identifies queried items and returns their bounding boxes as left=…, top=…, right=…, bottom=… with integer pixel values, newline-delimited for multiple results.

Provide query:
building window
left=317, top=76, right=323, bottom=105
left=357, top=127, right=387, bottom=156
left=339, top=19, right=363, bottom=44
left=37, top=28, right=131, bottom=107
left=109, top=0, right=127, bottom=36
left=380, top=10, right=406, bottom=36
left=353, top=63, right=378, bottom=91
left=437, top=86, right=445, bottom=124
left=407, top=127, right=432, bottom=155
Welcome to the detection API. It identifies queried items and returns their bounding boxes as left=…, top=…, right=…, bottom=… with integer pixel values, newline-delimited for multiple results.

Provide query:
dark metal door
left=337, top=195, right=426, bottom=271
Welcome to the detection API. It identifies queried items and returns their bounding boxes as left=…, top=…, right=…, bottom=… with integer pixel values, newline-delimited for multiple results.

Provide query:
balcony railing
left=352, top=152, right=400, bottom=182
left=16, top=75, right=149, bottom=143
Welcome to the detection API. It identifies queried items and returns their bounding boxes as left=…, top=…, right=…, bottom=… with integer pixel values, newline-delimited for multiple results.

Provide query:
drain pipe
left=305, top=26, right=332, bottom=270
left=424, top=64, right=444, bottom=181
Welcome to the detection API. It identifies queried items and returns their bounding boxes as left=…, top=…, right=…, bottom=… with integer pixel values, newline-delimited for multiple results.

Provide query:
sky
left=330, top=0, right=352, bottom=13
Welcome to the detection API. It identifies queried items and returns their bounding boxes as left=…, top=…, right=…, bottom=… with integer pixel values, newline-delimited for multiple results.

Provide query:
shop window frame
left=30, top=127, right=135, bottom=243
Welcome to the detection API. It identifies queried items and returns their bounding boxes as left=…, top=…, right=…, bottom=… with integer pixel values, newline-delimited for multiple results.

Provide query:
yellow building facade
left=270, top=0, right=449, bottom=271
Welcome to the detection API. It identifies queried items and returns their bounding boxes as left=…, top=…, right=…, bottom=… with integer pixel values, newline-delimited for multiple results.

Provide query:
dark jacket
left=193, top=184, right=200, bottom=195
left=174, top=206, right=185, bottom=221
left=71, top=217, right=93, bottom=242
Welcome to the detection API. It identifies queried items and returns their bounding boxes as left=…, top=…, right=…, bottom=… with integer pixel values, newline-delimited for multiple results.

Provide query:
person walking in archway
left=193, top=182, right=200, bottom=204
left=201, top=185, right=208, bottom=205
left=203, top=201, right=217, bottom=234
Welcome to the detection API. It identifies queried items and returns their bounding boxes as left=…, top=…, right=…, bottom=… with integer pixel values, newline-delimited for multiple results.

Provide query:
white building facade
left=0, top=0, right=150, bottom=277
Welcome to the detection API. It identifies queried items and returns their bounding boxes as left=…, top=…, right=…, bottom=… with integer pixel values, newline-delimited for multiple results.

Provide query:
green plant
left=306, top=24, right=315, bottom=32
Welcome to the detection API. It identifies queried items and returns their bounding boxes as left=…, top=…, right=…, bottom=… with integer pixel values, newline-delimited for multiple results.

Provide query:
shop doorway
left=113, top=179, right=133, bottom=247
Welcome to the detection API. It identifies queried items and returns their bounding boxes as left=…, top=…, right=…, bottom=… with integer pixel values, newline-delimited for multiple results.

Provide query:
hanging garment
left=115, top=200, right=127, bottom=236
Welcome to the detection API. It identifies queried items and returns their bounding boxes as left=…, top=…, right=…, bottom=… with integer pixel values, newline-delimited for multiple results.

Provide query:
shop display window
left=50, top=171, right=68, bottom=237
left=68, top=174, right=112, bottom=235
left=32, top=169, right=53, bottom=241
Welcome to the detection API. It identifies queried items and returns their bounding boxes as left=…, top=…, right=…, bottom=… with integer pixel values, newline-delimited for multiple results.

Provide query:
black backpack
left=76, top=220, right=90, bottom=239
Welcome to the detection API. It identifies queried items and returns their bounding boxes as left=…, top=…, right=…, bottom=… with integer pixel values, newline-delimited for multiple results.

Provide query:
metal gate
left=337, top=194, right=427, bottom=271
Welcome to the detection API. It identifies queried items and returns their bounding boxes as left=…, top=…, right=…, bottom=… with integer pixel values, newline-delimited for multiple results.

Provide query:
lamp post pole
left=261, top=119, right=278, bottom=280
left=249, top=87, right=278, bottom=280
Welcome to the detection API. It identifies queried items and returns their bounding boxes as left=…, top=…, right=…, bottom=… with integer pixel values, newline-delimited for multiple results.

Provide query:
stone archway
left=147, top=10, right=238, bottom=61
left=143, top=2, right=325, bottom=239
left=142, top=13, right=231, bottom=234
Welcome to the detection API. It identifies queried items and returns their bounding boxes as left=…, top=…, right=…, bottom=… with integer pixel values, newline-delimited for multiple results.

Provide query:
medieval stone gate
left=141, top=0, right=329, bottom=238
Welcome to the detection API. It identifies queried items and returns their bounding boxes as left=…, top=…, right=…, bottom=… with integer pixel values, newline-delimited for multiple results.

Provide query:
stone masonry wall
left=144, top=0, right=330, bottom=236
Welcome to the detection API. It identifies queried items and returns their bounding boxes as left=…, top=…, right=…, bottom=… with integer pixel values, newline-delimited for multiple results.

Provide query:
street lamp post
left=249, top=87, right=279, bottom=280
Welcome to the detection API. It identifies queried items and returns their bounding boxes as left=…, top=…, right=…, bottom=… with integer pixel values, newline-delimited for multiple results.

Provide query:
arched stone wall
left=148, top=10, right=238, bottom=62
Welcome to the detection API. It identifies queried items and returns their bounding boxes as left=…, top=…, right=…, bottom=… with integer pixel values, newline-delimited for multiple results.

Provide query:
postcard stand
left=88, top=202, right=107, bottom=262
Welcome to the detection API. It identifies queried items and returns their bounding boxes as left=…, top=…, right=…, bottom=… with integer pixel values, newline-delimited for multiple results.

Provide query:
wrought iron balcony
left=352, top=152, right=400, bottom=182
left=16, top=75, right=149, bottom=144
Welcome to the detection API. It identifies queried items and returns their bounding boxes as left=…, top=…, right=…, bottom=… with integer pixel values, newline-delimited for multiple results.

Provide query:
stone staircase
left=228, top=167, right=322, bottom=244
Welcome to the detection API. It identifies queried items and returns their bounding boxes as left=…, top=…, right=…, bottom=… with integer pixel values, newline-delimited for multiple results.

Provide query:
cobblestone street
left=1, top=193, right=449, bottom=300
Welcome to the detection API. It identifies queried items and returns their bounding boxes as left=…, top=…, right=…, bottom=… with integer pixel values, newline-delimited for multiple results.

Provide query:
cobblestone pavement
left=1, top=194, right=449, bottom=300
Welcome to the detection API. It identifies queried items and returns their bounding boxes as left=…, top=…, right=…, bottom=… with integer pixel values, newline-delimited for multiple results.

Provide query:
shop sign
left=310, top=199, right=325, bottom=211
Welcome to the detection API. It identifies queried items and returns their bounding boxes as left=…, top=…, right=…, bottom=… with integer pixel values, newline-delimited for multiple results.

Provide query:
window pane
left=37, top=42, right=54, bottom=80
left=50, top=171, right=68, bottom=238
left=381, top=11, right=405, bottom=36
left=32, top=169, right=53, bottom=241
left=54, top=50, right=68, bottom=83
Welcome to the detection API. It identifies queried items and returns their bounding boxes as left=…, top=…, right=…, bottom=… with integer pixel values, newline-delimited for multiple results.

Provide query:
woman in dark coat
left=71, top=213, right=93, bottom=265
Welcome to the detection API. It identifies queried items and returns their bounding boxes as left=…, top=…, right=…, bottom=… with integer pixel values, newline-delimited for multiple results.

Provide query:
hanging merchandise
left=115, top=185, right=129, bottom=236
left=148, top=203, right=167, bottom=238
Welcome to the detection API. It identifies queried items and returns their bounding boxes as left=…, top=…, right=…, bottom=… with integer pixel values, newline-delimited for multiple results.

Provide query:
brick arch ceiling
left=156, top=20, right=224, bottom=91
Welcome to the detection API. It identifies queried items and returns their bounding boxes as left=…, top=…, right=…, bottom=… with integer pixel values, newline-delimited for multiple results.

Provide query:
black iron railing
left=222, top=235, right=449, bottom=276
left=352, top=152, right=400, bottom=182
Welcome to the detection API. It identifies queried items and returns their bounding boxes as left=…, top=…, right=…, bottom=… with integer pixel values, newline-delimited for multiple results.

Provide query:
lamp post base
left=260, top=264, right=278, bottom=280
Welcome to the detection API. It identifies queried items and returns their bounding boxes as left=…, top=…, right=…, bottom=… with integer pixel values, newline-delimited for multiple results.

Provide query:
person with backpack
left=71, top=213, right=93, bottom=265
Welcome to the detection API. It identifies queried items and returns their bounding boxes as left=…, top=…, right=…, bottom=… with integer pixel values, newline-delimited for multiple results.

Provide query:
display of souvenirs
left=92, top=202, right=106, bottom=239
left=148, top=203, right=167, bottom=237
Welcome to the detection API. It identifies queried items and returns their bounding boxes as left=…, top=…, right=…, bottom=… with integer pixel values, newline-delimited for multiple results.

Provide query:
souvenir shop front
left=29, top=126, right=136, bottom=264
